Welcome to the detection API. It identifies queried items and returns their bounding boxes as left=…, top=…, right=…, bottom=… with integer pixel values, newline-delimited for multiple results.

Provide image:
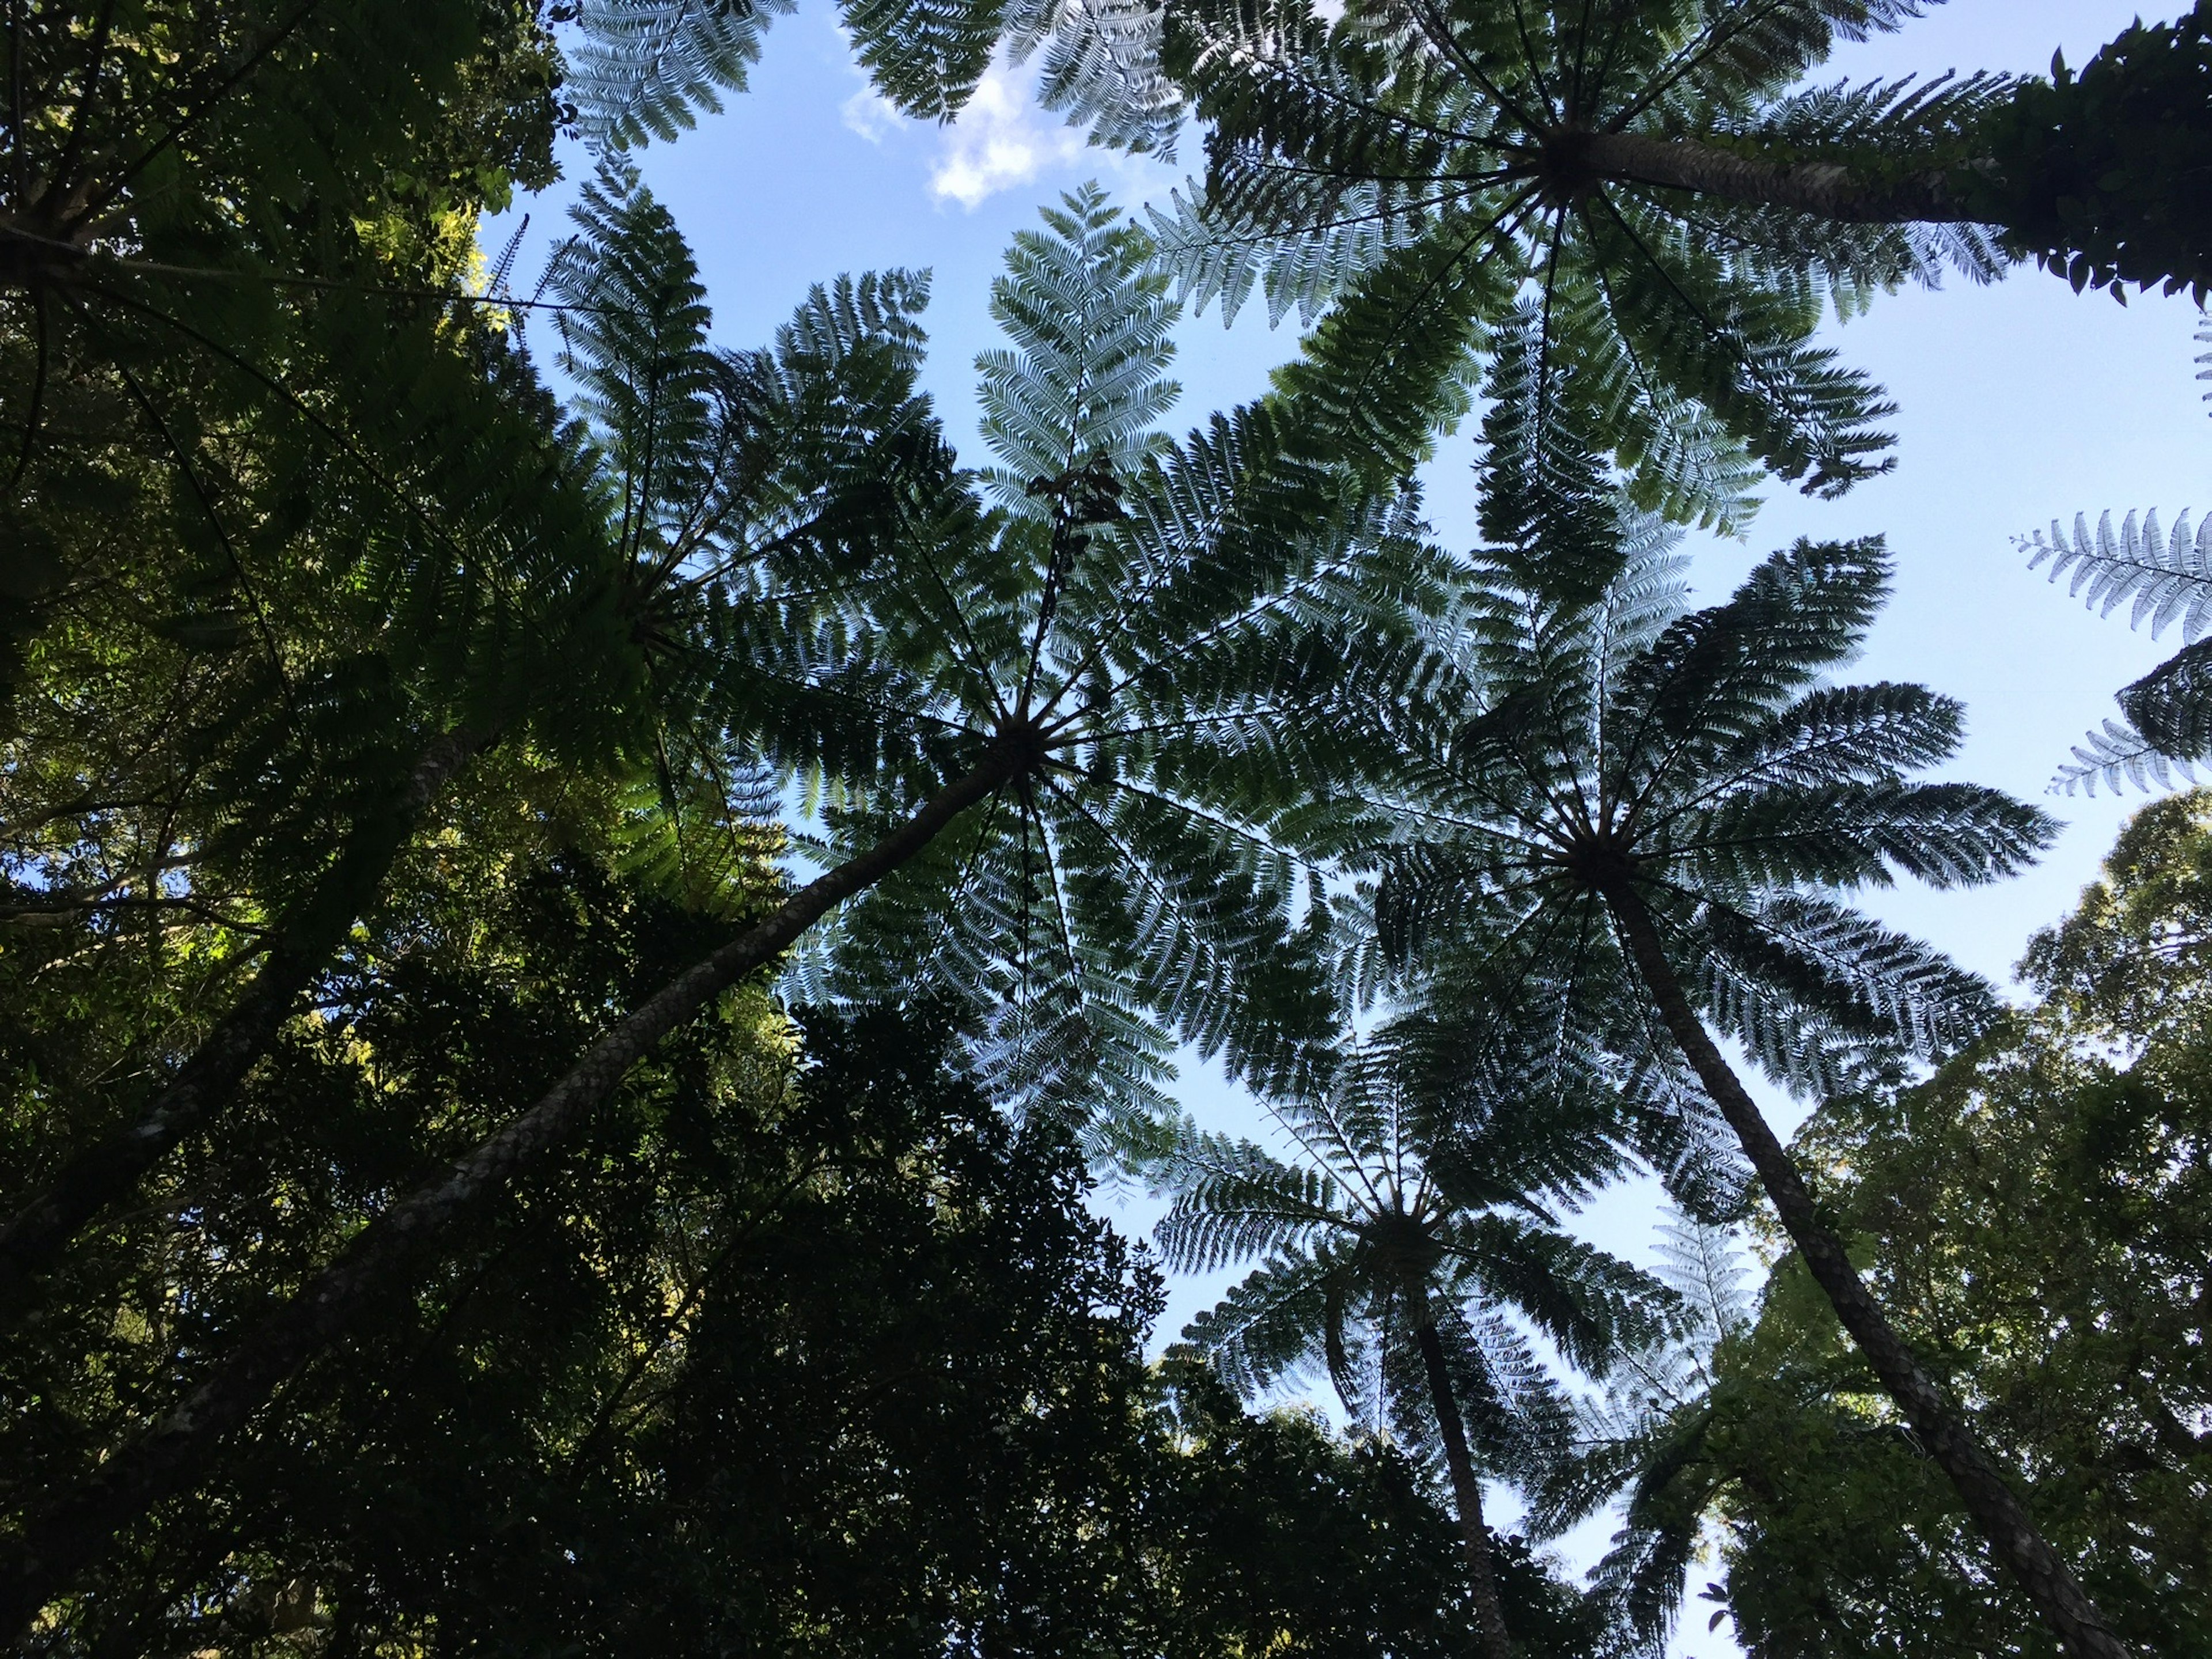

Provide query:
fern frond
left=2051, top=716, right=2203, bottom=797
left=2025, top=507, right=2212, bottom=642
left=978, top=183, right=1180, bottom=504
left=1013, top=0, right=1184, bottom=152
left=569, top=0, right=796, bottom=150
left=1156, top=1130, right=1341, bottom=1272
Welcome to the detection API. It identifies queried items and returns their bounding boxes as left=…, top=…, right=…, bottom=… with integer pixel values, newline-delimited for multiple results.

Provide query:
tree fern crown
left=1379, top=433, right=2055, bottom=1098
left=1140, top=0, right=2013, bottom=528
left=557, top=180, right=1453, bottom=1147
left=1161, top=1034, right=1670, bottom=1474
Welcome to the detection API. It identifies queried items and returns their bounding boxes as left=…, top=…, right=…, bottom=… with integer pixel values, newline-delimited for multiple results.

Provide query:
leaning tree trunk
left=1601, top=882, right=2129, bottom=1659
left=0, top=738, right=1030, bottom=1640
left=1412, top=1319, right=1514, bottom=1659
left=0, top=729, right=486, bottom=1310
left=1567, top=130, right=1987, bottom=225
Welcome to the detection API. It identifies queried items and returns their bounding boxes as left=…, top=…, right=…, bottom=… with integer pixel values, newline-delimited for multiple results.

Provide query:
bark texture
left=0, top=729, right=486, bottom=1306
left=1570, top=129, right=1990, bottom=225
left=1601, top=882, right=2129, bottom=1659
left=0, top=741, right=1027, bottom=1639
left=1414, top=1319, right=1514, bottom=1659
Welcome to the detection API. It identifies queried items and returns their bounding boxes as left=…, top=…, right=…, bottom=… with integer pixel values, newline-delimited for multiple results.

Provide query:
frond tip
left=569, top=0, right=798, bottom=150
left=2051, top=717, right=2204, bottom=798
left=2025, top=507, right=2212, bottom=642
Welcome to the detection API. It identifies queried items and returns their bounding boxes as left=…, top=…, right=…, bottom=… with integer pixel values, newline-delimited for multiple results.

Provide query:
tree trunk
left=1568, top=129, right=1990, bottom=225
left=0, top=728, right=485, bottom=1308
left=1413, top=1319, right=1514, bottom=1659
left=1600, top=881, right=2128, bottom=1659
left=0, top=740, right=1029, bottom=1640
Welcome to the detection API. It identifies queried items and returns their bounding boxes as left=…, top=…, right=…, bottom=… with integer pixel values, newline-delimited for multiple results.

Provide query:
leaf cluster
left=1975, top=4, right=2212, bottom=304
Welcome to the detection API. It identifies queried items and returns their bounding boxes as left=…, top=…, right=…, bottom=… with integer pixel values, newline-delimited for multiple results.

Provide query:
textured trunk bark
left=1570, top=129, right=1989, bottom=225
left=0, top=741, right=1028, bottom=1640
left=1601, top=882, right=2128, bottom=1659
left=0, top=728, right=486, bottom=1306
left=1413, top=1319, right=1514, bottom=1659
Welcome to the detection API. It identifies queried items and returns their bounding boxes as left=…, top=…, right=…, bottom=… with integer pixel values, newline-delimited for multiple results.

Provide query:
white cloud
left=841, top=85, right=900, bottom=145
left=927, top=60, right=1089, bottom=210
left=834, top=33, right=1164, bottom=211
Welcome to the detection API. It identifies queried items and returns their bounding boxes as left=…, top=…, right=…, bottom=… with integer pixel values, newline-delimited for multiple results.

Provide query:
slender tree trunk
left=0, top=730, right=488, bottom=1309
left=1566, top=129, right=1990, bottom=225
left=0, top=729, right=485, bottom=1309
left=1600, top=882, right=2128, bottom=1659
left=0, top=740, right=1028, bottom=1641
left=1413, top=1319, right=1514, bottom=1659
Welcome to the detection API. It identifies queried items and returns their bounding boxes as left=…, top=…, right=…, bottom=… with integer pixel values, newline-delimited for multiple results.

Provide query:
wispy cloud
left=835, top=38, right=1162, bottom=211
left=928, top=61, right=1090, bottom=209
left=841, top=85, right=900, bottom=145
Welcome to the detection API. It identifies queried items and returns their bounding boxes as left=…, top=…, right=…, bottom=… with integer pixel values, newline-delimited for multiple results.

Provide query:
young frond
left=978, top=183, right=1181, bottom=500
left=1652, top=1213, right=1752, bottom=1354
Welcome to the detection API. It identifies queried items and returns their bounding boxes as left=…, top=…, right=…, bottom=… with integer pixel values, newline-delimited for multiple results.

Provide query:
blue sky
left=500, top=3, right=2205, bottom=1647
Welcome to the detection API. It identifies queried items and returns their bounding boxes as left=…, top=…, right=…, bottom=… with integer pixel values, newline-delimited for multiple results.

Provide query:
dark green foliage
left=1976, top=3, right=2212, bottom=304
left=0, top=0, right=566, bottom=636
left=6, top=863, right=1579, bottom=1657
left=2, top=833, right=779, bottom=1651
left=1151, top=1360, right=1608, bottom=1659
left=1600, top=794, right=2212, bottom=1655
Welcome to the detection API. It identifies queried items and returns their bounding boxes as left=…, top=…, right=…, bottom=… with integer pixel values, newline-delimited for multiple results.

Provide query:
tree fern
left=0, top=185, right=1461, bottom=1616
left=1121, top=0, right=2022, bottom=528
left=1368, top=407, right=2126, bottom=1654
left=737, top=183, right=1450, bottom=1134
left=1161, top=1032, right=1671, bottom=1657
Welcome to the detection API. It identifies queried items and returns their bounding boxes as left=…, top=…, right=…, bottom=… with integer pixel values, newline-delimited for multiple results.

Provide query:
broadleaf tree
left=1599, top=794, right=2212, bottom=1652
left=0, top=162, right=939, bottom=1315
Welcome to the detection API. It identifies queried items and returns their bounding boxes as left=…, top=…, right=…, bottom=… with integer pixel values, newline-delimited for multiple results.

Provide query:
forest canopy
left=2, top=4, right=2209, bottom=1658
